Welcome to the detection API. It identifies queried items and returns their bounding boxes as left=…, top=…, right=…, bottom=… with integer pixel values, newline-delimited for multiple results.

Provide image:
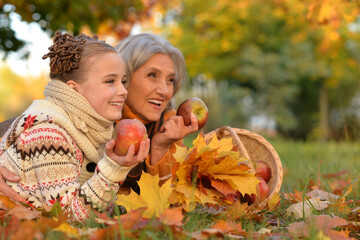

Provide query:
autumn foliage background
left=0, top=0, right=360, bottom=239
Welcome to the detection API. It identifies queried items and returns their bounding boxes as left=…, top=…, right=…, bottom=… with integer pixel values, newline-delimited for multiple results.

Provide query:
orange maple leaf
left=171, top=132, right=259, bottom=211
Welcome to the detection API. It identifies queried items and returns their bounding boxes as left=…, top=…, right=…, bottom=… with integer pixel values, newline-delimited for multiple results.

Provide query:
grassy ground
left=272, top=140, right=360, bottom=196
left=2, top=139, right=359, bottom=239
left=180, top=137, right=360, bottom=238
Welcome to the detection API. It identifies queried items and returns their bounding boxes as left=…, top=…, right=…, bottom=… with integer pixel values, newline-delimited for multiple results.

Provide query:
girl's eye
left=121, top=78, right=127, bottom=85
left=106, top=79, right=115, bottom=84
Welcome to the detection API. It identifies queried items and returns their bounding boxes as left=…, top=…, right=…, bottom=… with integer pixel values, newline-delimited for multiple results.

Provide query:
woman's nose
left=156, top=79, right=169, bottom=96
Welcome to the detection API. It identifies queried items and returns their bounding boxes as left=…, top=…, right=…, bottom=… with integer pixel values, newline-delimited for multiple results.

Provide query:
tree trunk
left=319, top=82, right=329, bottom=142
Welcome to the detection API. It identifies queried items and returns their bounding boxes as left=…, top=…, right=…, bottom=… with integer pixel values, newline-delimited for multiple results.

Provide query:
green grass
left=3, top=139, right=359, bottom=239
left=272, top=140, right=360, bottom=196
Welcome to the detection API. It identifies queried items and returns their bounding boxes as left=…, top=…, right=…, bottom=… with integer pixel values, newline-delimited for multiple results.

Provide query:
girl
left=0, top=31, right=150, bottom=222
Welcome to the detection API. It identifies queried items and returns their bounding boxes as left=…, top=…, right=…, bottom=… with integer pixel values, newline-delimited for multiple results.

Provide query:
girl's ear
left=66, top=80, right=78, bottom=92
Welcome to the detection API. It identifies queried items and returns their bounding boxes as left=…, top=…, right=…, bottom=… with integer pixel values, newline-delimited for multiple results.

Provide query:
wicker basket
left=204, top=126, right=283, bottom=208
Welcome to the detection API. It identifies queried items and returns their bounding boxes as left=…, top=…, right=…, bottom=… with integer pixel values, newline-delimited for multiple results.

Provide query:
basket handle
left=216, top=126, right=250, bottom=159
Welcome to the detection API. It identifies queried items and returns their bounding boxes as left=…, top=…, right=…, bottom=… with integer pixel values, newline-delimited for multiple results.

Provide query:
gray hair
left=115, top=33, right=186, bottom=96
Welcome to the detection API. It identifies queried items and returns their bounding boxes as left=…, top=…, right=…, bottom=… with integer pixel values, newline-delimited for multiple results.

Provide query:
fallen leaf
left=286, top=197, right=330, bottom=219
left=283, top=189, right=306, bottom=203
left=94, top=211, right=117, bottom=225
left=53, top=222, right=80, bottom=239
left=288, top=215, right=349, bottom=239
left=267, top=192, right=281, bottom=209
left=159, top=207, right=184, bottom=227
left=323, top=170, right=348, bottom=178
left=307, top=189, right=340, bottom=201
left=117, top=208, right=149, bottom=230
left=0, top=195, right=41, bottom=220
left=223, top=200, right=249, bottom=221
left=116, top=172, right=172, bottom=218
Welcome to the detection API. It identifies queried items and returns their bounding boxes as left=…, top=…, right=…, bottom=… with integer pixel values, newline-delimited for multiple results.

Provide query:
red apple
left=255, top=160, right=272, bottom=183
left=257, top=177, right=270, bottom=201
left=114, top=119, right=148, bottom=156
left=176, top=97, right=209, bottom=129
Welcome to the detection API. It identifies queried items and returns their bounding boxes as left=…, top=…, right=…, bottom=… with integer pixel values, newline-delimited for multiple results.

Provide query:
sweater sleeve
left=145, top=139, right=182, bottom=183
left=144, top=109, right=184, bottom=182
left=0, top=123, right=131, bottom=222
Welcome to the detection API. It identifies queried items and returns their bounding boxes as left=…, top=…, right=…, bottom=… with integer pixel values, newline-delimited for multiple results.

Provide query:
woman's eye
left=169, top=78, right=175, bottom=83
left=148, top=72, right=156, bottom=78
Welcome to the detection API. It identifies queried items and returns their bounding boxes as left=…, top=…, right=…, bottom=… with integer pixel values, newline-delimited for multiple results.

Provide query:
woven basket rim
left=204, top=126, right=283, bottom=208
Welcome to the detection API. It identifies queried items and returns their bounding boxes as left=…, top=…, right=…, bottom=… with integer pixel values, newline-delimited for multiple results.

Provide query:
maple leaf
left=267, top=192, right=281, bottom=209
left=171, top=132, right=259, bottom=211
left=0, top=195, right=41, bottom=220
left=283, top=189, right=306, bottom=203
left=159, top=207, right=184, bottom=227
left=116, top=172, right=172, bottom=218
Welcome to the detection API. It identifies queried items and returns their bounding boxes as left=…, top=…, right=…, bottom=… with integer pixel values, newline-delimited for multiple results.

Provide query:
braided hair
left=43, top=31, right=116, bottom=83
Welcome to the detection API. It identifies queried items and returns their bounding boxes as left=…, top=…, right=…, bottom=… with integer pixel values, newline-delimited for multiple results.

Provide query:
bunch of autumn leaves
left=117, top=132, right=265, bottom=218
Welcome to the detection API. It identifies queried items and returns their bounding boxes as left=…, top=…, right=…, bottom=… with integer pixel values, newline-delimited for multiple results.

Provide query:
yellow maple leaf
left=172, top=144, right=189, bottom=164
left=267, top=192, right=281, bottom=209
left=116, top=172, right=172, bottom=218
left=214, top=174, right=259, bottom=196
left=208, top=134, right=234, bottom=152
left=189, top=131, right=207, bottom=152
left=171, top=131, right=259, bottom=211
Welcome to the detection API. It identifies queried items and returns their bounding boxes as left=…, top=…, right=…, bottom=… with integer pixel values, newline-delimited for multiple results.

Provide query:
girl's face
left=126, top=53, right=175, bottom=122
left=68, top=52, right=128, bottom=121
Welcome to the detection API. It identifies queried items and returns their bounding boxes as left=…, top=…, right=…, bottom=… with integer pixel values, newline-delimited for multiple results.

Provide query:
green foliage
left=167, top=0, right=360, bottom=140
left=0, top=0, right=149, bottom=58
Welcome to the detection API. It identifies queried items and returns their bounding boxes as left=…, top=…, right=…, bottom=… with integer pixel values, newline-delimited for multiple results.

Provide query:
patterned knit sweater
left=0, top=100, right=133, bottom=222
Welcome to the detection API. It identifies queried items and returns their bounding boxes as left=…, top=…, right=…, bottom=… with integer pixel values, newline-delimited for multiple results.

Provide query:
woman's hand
left=0, top=166, right=27, bottom=204
left=150, top=113, right=199, bottom=165
left=104, top=138, right=150, bottom=167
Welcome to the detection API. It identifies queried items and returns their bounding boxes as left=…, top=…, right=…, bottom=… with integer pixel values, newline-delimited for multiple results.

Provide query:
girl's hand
left=0, top=166, right=27, bottom=204
left=104, top=138, right=150, bottom=167
left=150, top=113, right=198, bottom=165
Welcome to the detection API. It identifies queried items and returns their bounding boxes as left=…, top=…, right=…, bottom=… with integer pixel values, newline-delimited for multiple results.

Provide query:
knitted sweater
left=0, top=100, right=133, bottom=222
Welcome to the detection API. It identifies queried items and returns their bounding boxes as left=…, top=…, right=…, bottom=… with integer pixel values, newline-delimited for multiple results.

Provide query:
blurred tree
left=0, top=65, right=48, bottom=122
left=163, top=0, right=360, bottom=140
left=0, top=0, right=166, bottom=58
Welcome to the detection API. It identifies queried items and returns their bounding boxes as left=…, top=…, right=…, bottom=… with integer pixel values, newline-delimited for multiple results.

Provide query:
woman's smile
left=126, top=53, right=175, bottom=122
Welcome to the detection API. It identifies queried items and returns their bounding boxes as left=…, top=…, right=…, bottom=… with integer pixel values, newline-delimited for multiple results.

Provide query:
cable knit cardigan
left=0, top=100, right=133, bottom=222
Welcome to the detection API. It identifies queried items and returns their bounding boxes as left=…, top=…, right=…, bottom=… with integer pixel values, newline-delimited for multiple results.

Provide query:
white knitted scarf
left=44, top=80, right=114, bottom=157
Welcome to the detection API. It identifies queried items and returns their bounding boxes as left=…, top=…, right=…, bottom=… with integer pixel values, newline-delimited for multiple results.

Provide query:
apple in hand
left=113, top=119, right=148, bottom=156
left=255, top=160, right=272, bottom=183
left=176, top=97, right=209, bottom=129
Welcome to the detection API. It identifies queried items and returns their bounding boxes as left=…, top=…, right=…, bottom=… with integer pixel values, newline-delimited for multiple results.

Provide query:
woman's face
left=126, top=53, right=175, bottom=122
left=69, top=52, right=128, bottom=121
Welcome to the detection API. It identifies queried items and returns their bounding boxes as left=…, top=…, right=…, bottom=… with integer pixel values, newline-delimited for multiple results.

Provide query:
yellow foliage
left=116, top=172, right=172, bottom=218
left=171, top=132, right=258, bottom=212
left=53, top=223, right=80, bottom=238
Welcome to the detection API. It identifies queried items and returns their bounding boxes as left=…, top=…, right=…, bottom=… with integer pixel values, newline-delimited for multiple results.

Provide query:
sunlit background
left=1, top=0, right=360, bottom=142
